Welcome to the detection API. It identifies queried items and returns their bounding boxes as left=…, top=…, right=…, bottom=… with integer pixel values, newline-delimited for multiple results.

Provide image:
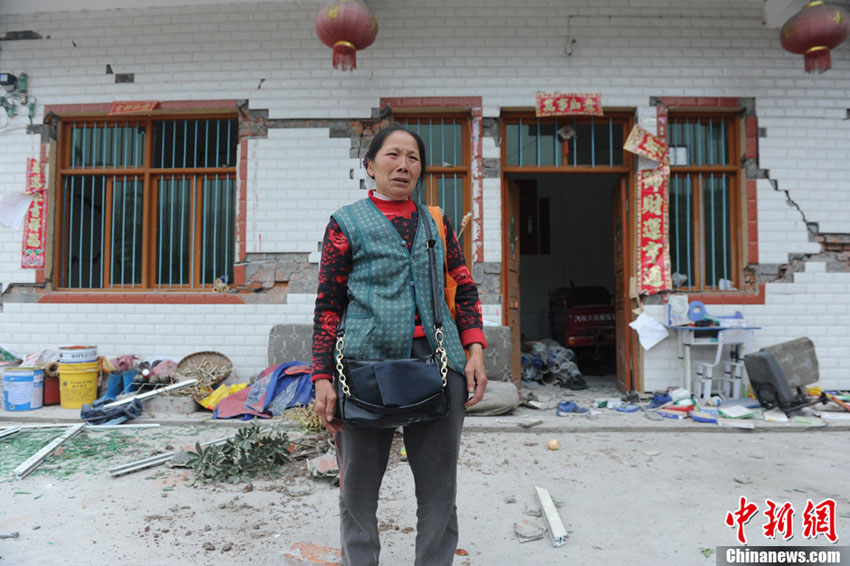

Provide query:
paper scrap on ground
left=628, top=313, right=669, bottom=350
left=719, top=405, right=755, bottom=419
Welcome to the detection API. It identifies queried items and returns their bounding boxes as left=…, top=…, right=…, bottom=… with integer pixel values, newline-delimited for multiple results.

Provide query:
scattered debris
left=0, top=427, right=21, bottom=440
left=307, top=451, right=339, bottom=482
left=286, top=484, right=313, bottom=497
left=102, top=379, right=198, bottom=410
left=202, top=541, right=215, bottom=551
left=284, top=403, right=324, bottom=432
left=14, top=423, right=84, bottom=480
left=504, top=495, right=516, bottom=504
left=546, top=439, right=560, bottom=451
left=517, top=419, right=543, bottom=429
left=282, top=542, right=342, bottom=565
left=514, top=519, right=546, bottom=543
left=0, top=532, right=20, bottom=540
left=734, top=477, right=753, bottom=485
left=535, top=486, right=568, bottom=547
left=643, top=450, right=661, bottom=457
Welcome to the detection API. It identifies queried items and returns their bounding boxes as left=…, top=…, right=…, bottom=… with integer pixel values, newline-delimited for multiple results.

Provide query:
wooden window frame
left=500, top=111, right=635, bottom=174
left=667, top=111, right=742, bottom=292
left=395, top=112, right=473, bottom=266
left=54, top=113, right=238, bottom=292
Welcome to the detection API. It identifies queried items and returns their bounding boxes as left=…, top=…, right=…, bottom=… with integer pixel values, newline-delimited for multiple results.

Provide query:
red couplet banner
left=21, top=158, right=47, bottom=269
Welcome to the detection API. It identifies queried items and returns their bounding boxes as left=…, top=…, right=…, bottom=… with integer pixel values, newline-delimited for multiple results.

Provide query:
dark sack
left=335, top=355, right=449, bottom=429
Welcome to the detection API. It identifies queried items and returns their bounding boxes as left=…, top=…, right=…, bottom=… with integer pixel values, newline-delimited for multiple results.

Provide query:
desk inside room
left=667, top=326, right=761, bottom=395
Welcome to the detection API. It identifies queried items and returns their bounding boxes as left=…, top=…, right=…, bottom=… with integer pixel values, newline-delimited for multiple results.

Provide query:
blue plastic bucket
left=3, top=367, right=44, bottom=411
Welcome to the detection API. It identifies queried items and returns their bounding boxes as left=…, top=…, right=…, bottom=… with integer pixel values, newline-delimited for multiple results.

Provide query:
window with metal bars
left=399, top=115, right=471, bottom=262
left=668, top=114, right=741, bottom=291
left=503, top=116, right=628, bottom=169
left=55, top=116, right=238, bottom=290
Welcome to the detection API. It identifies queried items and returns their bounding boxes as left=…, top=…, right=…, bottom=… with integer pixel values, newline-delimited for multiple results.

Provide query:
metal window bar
left=66, top=176, right=74, bottom=286
left=572, top=118, right=577, bottom=167
left=555, top=118, right=560, bottom=167
left=158, top=180, right=164, bottom=286
left=191, top=175, right=197, bottom=284
left=709, top=174, right=716, bottom=287
left=686, top=173, right=692, bottom=288
left=609, top=118, right=613, bottom=167
left=591, top=117, right=596, bottom=168
left=536, top=118, right=541, bottom=167
left=517, top=118, right=525, bottom=167
left=722, top=175, right=728, bottom=281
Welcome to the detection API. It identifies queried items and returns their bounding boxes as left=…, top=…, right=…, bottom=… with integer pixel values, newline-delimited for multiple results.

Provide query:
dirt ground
left=1, top=423, right=849, bottom=566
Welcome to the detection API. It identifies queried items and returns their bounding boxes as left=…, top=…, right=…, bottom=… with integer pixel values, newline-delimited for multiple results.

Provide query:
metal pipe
left=13, top=424, right=84, bottom=480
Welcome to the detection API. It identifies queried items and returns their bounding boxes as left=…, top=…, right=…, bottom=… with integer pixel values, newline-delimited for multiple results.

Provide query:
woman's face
left=367, top=131, right=422, bottom=201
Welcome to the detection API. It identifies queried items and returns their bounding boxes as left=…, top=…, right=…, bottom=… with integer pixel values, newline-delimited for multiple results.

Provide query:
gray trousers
left=335, top=338, right=467, bottom=566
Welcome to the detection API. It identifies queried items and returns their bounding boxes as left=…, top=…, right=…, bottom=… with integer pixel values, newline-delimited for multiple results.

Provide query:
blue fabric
left=245, top=361, right=314, bottom=416
left=213, top=362, right=314, bottom=419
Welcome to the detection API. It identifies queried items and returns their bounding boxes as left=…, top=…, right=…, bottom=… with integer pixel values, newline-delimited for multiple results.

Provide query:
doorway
left=500, top=111, right=638, bottom=392
left=509, top=172, right=621, bottom=387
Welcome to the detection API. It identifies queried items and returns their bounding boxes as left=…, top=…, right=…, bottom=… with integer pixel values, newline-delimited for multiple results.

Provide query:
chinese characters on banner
left=624, top=124, right=672, bottom=295
left=21, top=158, right=47, bottom=268
left=108, top=100, right=159, bottom=115
left=725, top=496, right=838, bottom=545
left=624, top=124, right=668, bottom=163
left=535, top=92, right=603, bottom=117
left=635, top=170, right=672, bottom=294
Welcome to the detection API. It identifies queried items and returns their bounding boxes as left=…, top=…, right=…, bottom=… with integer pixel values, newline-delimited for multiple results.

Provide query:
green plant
left=187, top=424, right=289, bottom=484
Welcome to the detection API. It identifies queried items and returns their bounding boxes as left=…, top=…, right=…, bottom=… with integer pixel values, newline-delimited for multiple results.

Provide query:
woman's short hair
left=363, top=124, right=427, bottom=185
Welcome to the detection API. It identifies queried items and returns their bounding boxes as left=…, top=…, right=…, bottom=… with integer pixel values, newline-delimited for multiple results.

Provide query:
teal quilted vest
left=332, top=198, right=467, bottom=374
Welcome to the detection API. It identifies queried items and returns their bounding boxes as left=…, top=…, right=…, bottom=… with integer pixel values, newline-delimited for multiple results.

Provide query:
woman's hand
left=314, top=378, right=344, bottom=433
left=464, top=343, right=488, bottom=408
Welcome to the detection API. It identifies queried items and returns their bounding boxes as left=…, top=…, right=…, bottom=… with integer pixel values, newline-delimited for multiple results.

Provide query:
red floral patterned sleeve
left=443, top=214, right=487, bottom=349
left=311, top=218, right=350, bottom=382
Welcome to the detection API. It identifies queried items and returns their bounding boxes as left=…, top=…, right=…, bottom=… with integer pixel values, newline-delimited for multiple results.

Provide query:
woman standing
left=311, top=124, right=488, bottom=565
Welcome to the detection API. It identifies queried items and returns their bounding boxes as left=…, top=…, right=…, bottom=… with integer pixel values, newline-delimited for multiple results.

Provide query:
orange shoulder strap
left=427, top=206, right=458, bottom=318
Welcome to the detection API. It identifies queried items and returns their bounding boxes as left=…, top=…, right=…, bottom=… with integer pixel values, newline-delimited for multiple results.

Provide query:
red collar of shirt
left=369, top=189, right=416, bottom=217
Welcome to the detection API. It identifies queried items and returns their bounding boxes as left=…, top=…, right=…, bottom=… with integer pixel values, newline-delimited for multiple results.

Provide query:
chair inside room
left=692, top=328, right=754, bottom=401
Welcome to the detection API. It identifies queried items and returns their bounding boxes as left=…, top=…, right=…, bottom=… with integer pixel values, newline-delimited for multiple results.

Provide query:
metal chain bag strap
left=334, top=205, right=451, bottom=429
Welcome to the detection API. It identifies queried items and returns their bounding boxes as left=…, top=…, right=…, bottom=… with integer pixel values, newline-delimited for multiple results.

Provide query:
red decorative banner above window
left=21, top=158, right=47, bottom=269
left=635, top=170, right=672, bottom=295
left=108, top=101, right=159, bottom=115
left=624, top=124, right=667, bottom=163
left=535, top=92, right=603, bottom=117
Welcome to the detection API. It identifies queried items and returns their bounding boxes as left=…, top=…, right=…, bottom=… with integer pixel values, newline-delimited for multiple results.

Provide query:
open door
left=504, top=177, right=521, bottom=386
left=611, top=176, right=631, bottom=392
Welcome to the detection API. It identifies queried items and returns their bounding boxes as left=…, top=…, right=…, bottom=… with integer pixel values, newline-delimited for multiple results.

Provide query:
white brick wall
left=0, top=297, right=316, bottom=377
left=0, top=0, right=849, bottom=383
left=247, top=128, right=361, bottom=255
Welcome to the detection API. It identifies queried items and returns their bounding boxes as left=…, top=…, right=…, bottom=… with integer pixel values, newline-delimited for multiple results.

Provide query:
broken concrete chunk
left=514, top=519, right=546, bottom=543
left=307, top=452, right=339, bottom=480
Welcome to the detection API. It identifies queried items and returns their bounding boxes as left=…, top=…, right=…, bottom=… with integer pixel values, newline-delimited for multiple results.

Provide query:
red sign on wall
left=21, top=158, right=47, bottom=269
left=535, top=92, right=603, bottom=117
left=108, top=100, right=159, bottom=115
left=635, top=170, right=671, bottom=295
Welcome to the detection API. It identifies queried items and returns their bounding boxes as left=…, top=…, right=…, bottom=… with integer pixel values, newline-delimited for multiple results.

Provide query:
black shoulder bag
left=334, top=205, right=451, bottom=429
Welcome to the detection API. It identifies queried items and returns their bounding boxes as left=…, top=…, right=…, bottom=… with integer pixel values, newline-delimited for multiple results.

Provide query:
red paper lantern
left=315, top=1, right=378, bottom=71
left=780, top=1, right=850, bottom=73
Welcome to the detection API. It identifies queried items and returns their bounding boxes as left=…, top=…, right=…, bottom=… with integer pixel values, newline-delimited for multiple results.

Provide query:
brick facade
left=1, top=0, right=849, bottom=387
